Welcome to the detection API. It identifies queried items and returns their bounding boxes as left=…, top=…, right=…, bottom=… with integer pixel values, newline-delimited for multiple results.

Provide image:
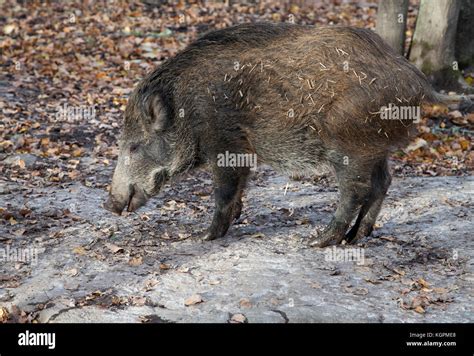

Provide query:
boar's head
left=104, top=89, right=191, bottom=215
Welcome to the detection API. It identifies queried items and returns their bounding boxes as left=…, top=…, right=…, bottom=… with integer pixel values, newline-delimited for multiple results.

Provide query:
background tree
left=408, top=0, right=461, bottom=90
left=455, top=0, right=474, bottom=70
left=375, top=0, right=409, bottom=55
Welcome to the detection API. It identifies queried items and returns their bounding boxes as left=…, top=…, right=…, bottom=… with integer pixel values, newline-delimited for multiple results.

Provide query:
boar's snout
left=103, top=195, right=126, bottom=215
left=125, top=186, right=148, bottom=212
left=103, top=185, right=148, bottom=215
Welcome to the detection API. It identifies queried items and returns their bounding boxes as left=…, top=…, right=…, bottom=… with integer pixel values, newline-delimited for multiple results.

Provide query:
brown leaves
left=76, top=289, right=149, bottom=309
left=1, top=0, right=470, bottom=194
left=399, top=295, right=431, bottom=314
left=394, top=102, right=473, bottom=176
left=398, top=277, right=454, bottom=314
left=0, top=305, right=38, bottom=324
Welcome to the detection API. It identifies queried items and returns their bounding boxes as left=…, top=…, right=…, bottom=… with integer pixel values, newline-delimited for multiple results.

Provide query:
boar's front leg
left=201, top=166, right=249, bottom=241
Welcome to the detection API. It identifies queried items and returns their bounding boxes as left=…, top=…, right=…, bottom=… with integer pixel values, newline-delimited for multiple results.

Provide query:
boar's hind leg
left=232, top=189, right=244, bottom=221
left=345, top=158, right=391, bottom=244
left=310, top=159, right=375, bottom=248
left=201, top=167, right=249, bottom=241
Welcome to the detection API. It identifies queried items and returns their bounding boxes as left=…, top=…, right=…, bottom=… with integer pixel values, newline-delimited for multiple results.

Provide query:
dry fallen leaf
left=13, top=228, right=26, bottom=236
left=417, top=278, right=430, bottom=289
left=129, top=256, right=143, bottom=266
left=159, top=263, right=171, bottom=270
left=105, top=243, right=124, bottom=254
left=239, top=298, right=252, bottom=308
left=0, top=306, right=9, bottom=322
left=177, top=266, right=190, bottom=273
left=131, top=296, right=147, bottom=306
left=184, top=294, right=203, bottom=306
left=72, top=246, right=86, bottom=255
left=229, top=313, right=247, bottom=323
left=72, top=148, right=84, bottom=157
left=3, top=24, right=17, bottom=35
left=414, top=306, right=425, bottom=314
left=144, top=278, right=159, bottom=291
left=65, top=268, right=78, bottom=277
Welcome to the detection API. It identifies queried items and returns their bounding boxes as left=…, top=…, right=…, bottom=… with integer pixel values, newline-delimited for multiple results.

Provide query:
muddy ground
left=0, top=167, right=472, bottom=323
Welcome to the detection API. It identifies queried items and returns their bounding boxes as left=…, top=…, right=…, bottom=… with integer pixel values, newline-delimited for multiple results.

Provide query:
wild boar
left=103, top=23, right=435, bottom=247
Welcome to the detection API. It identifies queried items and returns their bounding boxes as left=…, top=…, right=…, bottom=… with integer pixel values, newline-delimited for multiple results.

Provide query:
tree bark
left=409, top=0, right=461, bottom=89
left=455, top=0, right=474, bottom=68
left=376, top=0, right=409, bottom=55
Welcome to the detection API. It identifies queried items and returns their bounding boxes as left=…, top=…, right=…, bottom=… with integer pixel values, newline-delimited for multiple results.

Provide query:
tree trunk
left=376, top=0, right=409, bottom=55
left=409, top=0, right=461, bottom=90
left=455, top=0, right=474, bottom=68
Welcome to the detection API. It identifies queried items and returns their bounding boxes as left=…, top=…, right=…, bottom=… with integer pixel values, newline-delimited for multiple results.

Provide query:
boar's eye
left=129, top=143, right=140, bottom=153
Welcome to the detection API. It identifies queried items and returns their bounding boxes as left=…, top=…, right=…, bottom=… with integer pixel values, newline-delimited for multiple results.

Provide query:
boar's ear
left=143, top=94, right=170, bottom=133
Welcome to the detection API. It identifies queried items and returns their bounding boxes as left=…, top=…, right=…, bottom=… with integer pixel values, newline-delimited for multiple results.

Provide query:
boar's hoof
left=200, top=229, right=220, bottom=241
left=344, top=224, right=374, bottom=244
left=309, top=229, right=345, bottom=248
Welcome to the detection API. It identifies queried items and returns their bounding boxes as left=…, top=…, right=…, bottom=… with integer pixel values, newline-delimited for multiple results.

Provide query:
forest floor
left=0, top=1, right=473, bottom=323
left=0, top=168, right=472, bottom=323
